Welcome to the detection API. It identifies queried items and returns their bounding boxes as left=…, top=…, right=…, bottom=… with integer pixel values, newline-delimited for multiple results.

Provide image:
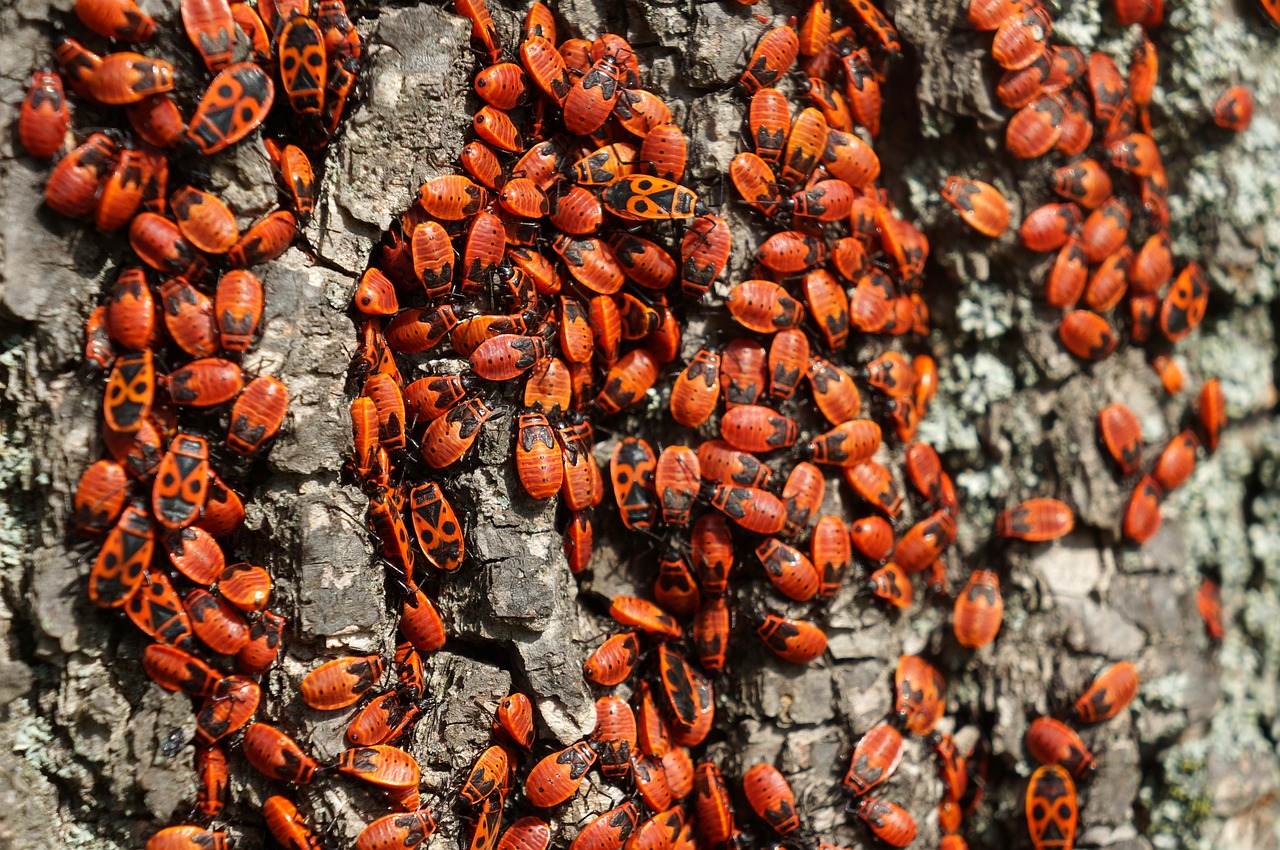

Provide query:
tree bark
left=1, top=1, right=1278, bottom=849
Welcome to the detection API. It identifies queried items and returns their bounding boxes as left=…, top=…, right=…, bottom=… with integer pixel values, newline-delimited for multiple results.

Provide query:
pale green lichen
left=955, top=278, right=1016, bottom=339
left=956, top=351, right=1016, bottom=415
left=1188, top=307, right=1278, bottom=418
left=0, top=336, right=33, bottom=575
left=1051, top=0, right=1103, bottom=49
left=1145, top=739, right=1213, bottom=850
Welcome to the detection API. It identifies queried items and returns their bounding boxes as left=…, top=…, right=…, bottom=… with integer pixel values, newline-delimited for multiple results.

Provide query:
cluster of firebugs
left=334, top=0, right=1193, bottom=848
left=22, top=0, right=1247, bottom=845
left=942, top=0, right=1242, bottom=548
left=20, top=0, right=383, bottom=845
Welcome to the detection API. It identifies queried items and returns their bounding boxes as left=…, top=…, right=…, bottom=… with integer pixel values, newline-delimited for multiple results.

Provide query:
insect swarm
left=15, top=0, right=1261, bottom=846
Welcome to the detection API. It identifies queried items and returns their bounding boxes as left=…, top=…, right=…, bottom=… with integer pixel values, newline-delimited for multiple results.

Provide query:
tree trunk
left=1, top=1, right=1278, bottom=849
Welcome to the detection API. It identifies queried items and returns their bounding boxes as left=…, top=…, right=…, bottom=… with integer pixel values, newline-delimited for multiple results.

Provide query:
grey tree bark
left=1, top=1, right=1278, bottom=849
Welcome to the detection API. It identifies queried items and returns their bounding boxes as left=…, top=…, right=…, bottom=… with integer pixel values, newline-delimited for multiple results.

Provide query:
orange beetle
left=474, top=61, right=527, bottom=109
left=571, top=803, right=639, bottom=850
left=780, top=107, right=830, bottom=185
left=1098, top=402, right=1143, bottom=475
left=357, top=812, right=438, bottom=850
left=1130, top=231, right=1173, bottom=295
left=460, top=745, right=511, bottom=806
left=335, top=744, right=421, bottom=791
left=584, top=632, right=640, bottom=686
left=262, top=796, right=320, bottom=850
left=806, top=419, right=882, bottom=467
left=731, top=151, right=782, bottom=216
left=1213, top=85, right=1253, bottom=132
left=867, top=563, right=913, bottom=609
left=850, top=516, right=894, bottom=562
left=693, top=761, right=736, bottom=845
left=1020, top=202, right=1083, bottom=253
left=18, top=70, right=70, bottom=158
left=894, top=654, right=946, bottom=735
left=1053, top=159, right=1112, bottom=209
left=845, top=722, right=903, bottom=795
left=758, top=229, right=826, bottom=273
left=752, top=611, right=827, bottom=663
left=1197, top=378, right=1226, bottom=453
left=690, top=512, right=732, bottom=594
left=720, top=405, right=798, bottom=453
left=1080, top=197, right=1130, bottom=263
left=1027, top=717, right=1096, bottom=776
left=610, top=437, right=658, bottom=531
left=1198, top=577, right=1224, bottom=640
left=1058, top=310, right=1117, bottom=360
left=525, top=741, right=597, bottom=807
left=76, top=0, right=156, bottom=40
left=755, top=538, right=820, bottom=602
left=844, top=461, right=903, bottom=518
left=996, top=498, right=1074, bottom=541
left=1107, top=132, right=1162, bottom=177
left=749, top=87, right=790, bottom=164
left=1115, top=0, right=1163, bottom=26
left=1006, top=94, right=1066, bottom=159
left=46, top=132, right=119, bottom=218
left=1084, top=246, right=1131, bottom=312
left=1073, top=660, right=1140, bottom=724
left=740, top=24, right=799, bottom=94
left=145, top=827, right=229, bottom=850
left=515, top=411, right=562, bottom=500
left=742, top=763, right=800, bottom=836
left=693, top=596, right=730, bottom=674
left=243, top=723, right=318, bottom=784
left=953, top=570, right=1003, bottom=649
left=1153, top=429, right=1200, bottom=492
left=186, top=62, right=273, bottom=155
left=856, top=797, right=917, bottom=848
left=1124, top=475, right=1164, bottom=543
left=88, top=52, right=173, bottom=105
left=941, top=177, right=1009, bottom=237
left=1160, top=263, right=1209, bottom=343
left=495, top=694, right=535, bottom=751
left=182, top=0, right=236, bottom=71
left=1026, top=765, right=1077, bottom=850
left=300, top=655, right=384, bottom=710
left=807, top=357, right=862, bottom=425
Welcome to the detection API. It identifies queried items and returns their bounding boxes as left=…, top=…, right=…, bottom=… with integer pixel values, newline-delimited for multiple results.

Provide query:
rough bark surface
left=1, top=1, right=1279, bottom=850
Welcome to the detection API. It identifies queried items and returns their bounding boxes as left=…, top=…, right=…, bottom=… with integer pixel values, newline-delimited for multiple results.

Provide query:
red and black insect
left=460, top=745, right=511, bottom=806
left=941, top=177, right=1009, bottom=237
left=752, top=611, right=827, bottom=664
left=857, top=797, right=917, bottom=848
left=610, top=437, right=657, bottom=531
left=358, top=812, right=438, bottom=850
left=571, top=803, right=639, bottom=850
left=584, top=632, right=640, bottom=687
left=1026, top=765, right=1078, bottom=850
left=18, top=70, right=70, bottom=159
left=243, top=722, right=318, bottom=784
left=845, top=722, right=903, bottom=795
left=894, top=654, right=946, bottom=736
left=147, top=827, right=231, bottom=850
left=743, top=763, right=800, bottom=835
left=996, top=498, right=1074, bottom=542
left=335, top=744, right=421, bottom=792
left=1073, top=660, right=1139, bottom=724
left=524, top=741, right=597, bottom=807
left=740, top=24, right=800, bottom=94
left=186, top=63, right=274, bottom=155
left=953, top=569, right=1003, bottom=649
